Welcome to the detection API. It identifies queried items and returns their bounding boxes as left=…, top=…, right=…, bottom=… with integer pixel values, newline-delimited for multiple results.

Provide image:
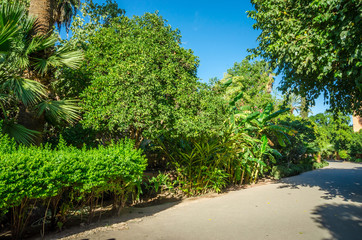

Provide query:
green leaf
left=36, top=100, right=80, bottom=124
left=1, top=120, right=39, bottom=145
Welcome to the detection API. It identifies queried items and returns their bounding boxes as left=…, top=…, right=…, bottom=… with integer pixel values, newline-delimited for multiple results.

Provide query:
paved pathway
left=56, top=161, right=362, bottom=240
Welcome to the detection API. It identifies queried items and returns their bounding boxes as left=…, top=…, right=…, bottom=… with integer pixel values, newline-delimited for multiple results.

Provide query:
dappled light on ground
left=277, top=162, right=362, bottom=203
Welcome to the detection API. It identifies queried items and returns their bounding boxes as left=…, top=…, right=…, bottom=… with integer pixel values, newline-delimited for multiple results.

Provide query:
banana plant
left=221, top=78, right=291, bottom=183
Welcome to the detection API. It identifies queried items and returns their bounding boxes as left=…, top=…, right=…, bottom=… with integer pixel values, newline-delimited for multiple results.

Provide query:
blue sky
left=77, top=0, right=328, bottom=115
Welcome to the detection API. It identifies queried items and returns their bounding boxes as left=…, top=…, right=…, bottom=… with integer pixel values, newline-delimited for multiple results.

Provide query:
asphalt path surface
left=55, top=161, right=362, bottom=240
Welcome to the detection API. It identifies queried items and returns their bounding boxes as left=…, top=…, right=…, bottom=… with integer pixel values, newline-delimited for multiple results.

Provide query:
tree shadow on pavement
left=277, top=162, right=362, bottom=203
left=311, top=203, right=362, bottom=240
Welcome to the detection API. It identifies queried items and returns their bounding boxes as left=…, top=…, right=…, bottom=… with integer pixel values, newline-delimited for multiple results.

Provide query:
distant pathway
left=53, top=161, right=362, bottom=240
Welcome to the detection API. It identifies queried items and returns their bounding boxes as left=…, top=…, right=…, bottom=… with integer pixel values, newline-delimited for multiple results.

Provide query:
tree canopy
left=248, top=0, right=362, bottom=115
left=76, top=12, right=224, bottom=145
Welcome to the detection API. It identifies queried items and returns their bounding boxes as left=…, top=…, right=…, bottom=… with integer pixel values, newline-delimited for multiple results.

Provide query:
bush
left=348, top=132, right=362, bottom=158
left=338, top=150, right=349, bottom=160
left=0, top=135, right=147, bottom=238
left=276, top=116, right=317, bottom=165
left=350, top=157, right=362, bottom=163
left=271, top=160, right=328, bottom=180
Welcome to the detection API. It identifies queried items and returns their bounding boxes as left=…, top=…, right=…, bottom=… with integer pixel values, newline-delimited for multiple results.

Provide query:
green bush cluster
left=348, top=132, right=362, bottom=160
left=0, top=135, right=147, bottom=238
left=271, top=160, right=329, bottom=180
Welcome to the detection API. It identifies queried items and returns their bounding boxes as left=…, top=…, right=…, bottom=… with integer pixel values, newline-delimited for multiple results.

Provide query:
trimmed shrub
left=0, top=135, right=147, bottom=239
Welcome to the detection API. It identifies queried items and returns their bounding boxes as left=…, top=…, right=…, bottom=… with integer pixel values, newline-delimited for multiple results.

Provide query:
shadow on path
left=277, top=162, right=362, bottom=203
left=311, top=203, right=362, bottom=240
left=276, top=161, right=362, bottom=239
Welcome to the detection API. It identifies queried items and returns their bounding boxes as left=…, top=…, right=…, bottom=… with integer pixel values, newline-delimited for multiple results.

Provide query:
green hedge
left=0, top=135, right=147, bottom=238
left=271, top=160, right=329, bottom=180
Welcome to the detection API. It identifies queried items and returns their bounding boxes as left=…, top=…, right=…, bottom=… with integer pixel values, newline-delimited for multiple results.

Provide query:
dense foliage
left=59, top=8, right=225, bottom=146
left=310, top=112, right=361, bottom=160
left=3, top=0, right=356, bottom=238
left=80, top=12, right=200, bottom=144
left=0, top=133, right=146, bottom=238
left=220, top=58, right=274, bottom=109
left=276, top=116, right=317, bottom=164
left=248, top=0, right=362, bottom=115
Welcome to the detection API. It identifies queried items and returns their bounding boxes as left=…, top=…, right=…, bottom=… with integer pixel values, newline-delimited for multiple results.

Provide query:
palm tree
left=28, top=0, right=80, bottom=35
left=0, top=2, right=82, bottom=144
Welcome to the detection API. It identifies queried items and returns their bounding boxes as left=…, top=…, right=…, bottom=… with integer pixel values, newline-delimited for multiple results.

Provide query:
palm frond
left=0, top=93, right=9, bottom=103
left=50, top=45, right=84, bottom=69
left=0, top=2, right=24, bottom=53
left=25, top=34, right=56, bottom=57
left=36, top=99, right=80, bottom=124
left=1, top=77, right=46, bottom=107
left=31, top=39, right=83, bottom=75
left=1, top=120, right=39, bottom=145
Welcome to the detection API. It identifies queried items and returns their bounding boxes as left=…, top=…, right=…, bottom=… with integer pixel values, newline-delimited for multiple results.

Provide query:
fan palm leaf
left=0, top=1, right=83, bottom=145
left=1, top=120, right=39, bottom=145
left=1, top=77, right=46, bottom=107
left=33, top=44, right=83, bottom=75
left=36, top=99, right=80, bottom=124
left=0, top=2, right=25, bottom=53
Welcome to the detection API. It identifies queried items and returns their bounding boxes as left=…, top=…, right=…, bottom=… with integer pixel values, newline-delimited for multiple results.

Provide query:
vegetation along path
left=48, top=161, right=362, bottom=240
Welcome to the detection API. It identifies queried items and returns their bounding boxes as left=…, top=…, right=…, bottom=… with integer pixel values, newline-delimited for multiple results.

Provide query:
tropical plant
left=0, top=2, right=83, bottom=144
left=216, top=79, right=291, bottom=183
left=157, top=134, right=229, bottom=195
left=227, top=103, right=291, bottom=183
left=276, top=116, right=318, bottom=165
left=310, top=112, right=353, bottom=156
left=220, top=58, right=274, bottom=110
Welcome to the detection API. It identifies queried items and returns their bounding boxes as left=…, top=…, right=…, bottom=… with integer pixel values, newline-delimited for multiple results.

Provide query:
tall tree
left=248, top=0, right=362, bottom=115
left=28, top=0, right=80, bottom=34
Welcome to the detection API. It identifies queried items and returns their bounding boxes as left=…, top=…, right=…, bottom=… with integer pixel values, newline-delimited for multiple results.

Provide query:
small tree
left=79, top=12, right=218, bottom=146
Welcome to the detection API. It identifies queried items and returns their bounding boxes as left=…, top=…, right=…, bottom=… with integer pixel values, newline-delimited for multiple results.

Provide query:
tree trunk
left=266, top=73, right=274, bottom=94
left=22, top=0, right=55, bottom=144
left=28, top=0, right=56, bottom=35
